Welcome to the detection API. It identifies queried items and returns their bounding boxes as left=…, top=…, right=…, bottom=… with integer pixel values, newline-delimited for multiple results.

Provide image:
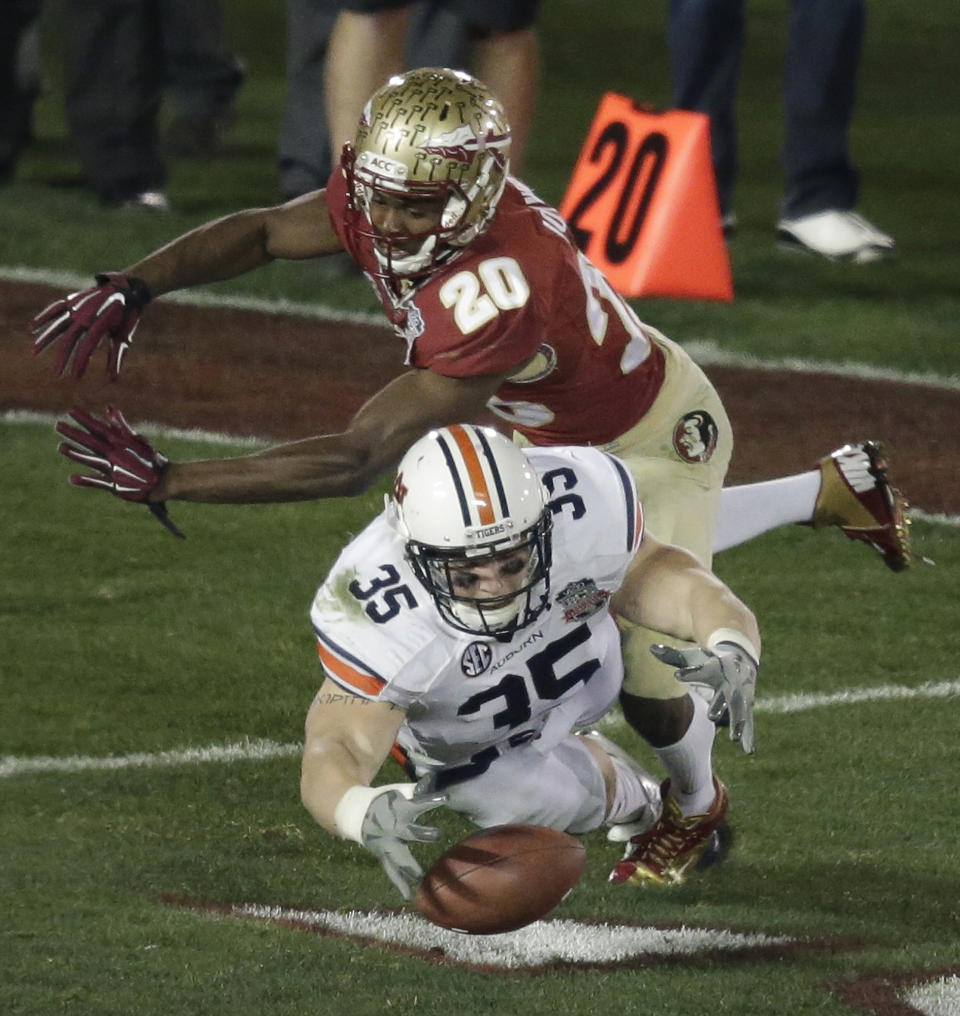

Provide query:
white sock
left=714, top=471, right=822, bottom=553
left=653, top=694, right=716, bottom=816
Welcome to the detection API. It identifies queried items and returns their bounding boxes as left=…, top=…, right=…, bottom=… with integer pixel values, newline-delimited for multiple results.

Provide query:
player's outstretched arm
left=300, top=679, right=446, bottom=899
left=124, top=191, right=341, bottom=299
left=611, top=535, right=760, bottom=653
left=301, top=679, right=408, bottom=834
left=29, top=192, right=339, bottom=379
left=56, top=406, right=185, bottom=538
left=150, top=367, right=506, bottom=503
left=54, top=370, right=505, bottom=527
left=611, top=535, right=761, bottom=753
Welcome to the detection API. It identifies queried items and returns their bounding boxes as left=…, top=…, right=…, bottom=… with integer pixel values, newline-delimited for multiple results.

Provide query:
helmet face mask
left=357, top=186, right=449, bottom=280
left=390, top=425, right=552, bottom=637
left=342, top=67, right=512, bottom=285
left=410, top=532, right=550, bottom=637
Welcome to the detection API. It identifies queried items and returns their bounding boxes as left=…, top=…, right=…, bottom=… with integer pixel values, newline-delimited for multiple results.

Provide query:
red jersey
left=325, top=172, right=666, bottom=446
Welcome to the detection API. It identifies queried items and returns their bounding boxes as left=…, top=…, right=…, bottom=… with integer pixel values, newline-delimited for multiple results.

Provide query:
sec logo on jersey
left=461, top=642, right=494, bottom=677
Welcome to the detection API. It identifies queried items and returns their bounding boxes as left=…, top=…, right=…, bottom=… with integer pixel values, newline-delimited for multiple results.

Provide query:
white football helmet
left=389, top=425, right=552, bottom=637
left=342, top=67, right=511, bottom=284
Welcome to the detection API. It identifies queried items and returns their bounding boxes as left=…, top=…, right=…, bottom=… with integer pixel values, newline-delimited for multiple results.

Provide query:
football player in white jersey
left=300, top=423, right=760, bottom=896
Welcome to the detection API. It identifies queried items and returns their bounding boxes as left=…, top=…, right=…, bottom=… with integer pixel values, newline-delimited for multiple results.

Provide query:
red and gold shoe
left=609, top=779, right=729, bottom=887
left=812, top=441, right=911, bottom=572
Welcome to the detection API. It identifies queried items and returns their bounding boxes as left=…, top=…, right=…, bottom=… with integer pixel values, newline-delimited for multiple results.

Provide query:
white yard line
left=681, top=339, right=960, bottom=393
left=4, top=264, right=387, bottom=329
left=4, top=678, right=959, bottom=779
left=755, top=677, right=960, bottom=714
left=0, top=737, right=300, bottom=779
left=6, top=263, right=960, bottom=392
left=3, top=407, right=267, bottom=449
left=6, top=409, right=958, bottom=527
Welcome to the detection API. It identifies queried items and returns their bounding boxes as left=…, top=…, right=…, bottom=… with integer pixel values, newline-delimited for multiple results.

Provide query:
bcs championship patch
left=556, top=579, right=610, bottom=622
left=673, top=410, right=719, bottom=463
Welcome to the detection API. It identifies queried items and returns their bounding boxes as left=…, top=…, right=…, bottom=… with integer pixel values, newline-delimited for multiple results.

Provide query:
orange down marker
left=559, top=94, right=733, bottom=302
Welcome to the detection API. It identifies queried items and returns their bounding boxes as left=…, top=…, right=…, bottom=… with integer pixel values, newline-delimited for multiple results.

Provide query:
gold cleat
left=812, top=441, right=912, bottom=572
left=608, top=779, right=729, bottom=887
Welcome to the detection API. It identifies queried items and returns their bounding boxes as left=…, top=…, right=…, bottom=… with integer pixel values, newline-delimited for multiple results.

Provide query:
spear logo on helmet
left=422, top=126, right=511, bottom=169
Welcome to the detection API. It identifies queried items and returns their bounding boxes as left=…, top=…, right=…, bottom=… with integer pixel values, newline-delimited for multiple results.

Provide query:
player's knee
left=552, top=738, right=609, bottom=833
left=620, top=691, right=694, bottom=748
left=618, top=624, right=690, bottom=700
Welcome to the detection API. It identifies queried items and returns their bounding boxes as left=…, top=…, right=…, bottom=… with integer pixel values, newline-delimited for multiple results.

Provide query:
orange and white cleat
left=812, top=441, right=912, bottom=572
left=609, top=779, right=729, bottom=887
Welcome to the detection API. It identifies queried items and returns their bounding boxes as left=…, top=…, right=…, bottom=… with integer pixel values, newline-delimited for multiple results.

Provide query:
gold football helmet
left=342, top=67, right=512, bottom=281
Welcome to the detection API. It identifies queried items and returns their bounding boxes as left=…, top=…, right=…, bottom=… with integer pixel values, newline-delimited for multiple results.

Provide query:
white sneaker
left=119, top=190, right=171, bottom=213
left=776, top=209, right=894, bottom=263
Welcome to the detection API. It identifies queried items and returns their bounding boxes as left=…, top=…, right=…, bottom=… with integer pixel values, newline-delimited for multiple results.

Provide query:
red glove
left=30, top=273, right=151, bottom=379
left=56, top=406, right=185, bottom=538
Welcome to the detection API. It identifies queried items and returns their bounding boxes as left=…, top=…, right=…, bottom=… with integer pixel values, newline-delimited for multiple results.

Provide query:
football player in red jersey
left=37, top=67, right=909, bottom=885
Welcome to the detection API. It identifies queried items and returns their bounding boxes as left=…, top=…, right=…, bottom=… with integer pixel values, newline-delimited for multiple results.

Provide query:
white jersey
left=309, top=446, right=644, bottom=782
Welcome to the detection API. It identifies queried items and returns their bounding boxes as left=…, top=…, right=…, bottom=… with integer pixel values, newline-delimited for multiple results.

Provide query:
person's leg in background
left=0, top=0, right=43, bottom=183
left=322, top=2, right=411, bottom=172
left=160, top=0, right=246, bottom=158
left=469, top=24, right=537, bottom=175
left=776, top=0, right=893, bottom=260
left=780, top=0, right=861, bottom=218
left=280, top=0, right=466, bottom=201
left=668, top=0, right=745, bottom=225
left=62, top=0, right=168, bottom=208
left=279, top=0, right=340, bottom=199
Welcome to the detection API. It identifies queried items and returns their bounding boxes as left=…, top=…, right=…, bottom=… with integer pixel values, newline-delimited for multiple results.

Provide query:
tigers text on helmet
left=342, top=67, right=512, bottom=284
left=389, top=424, right=551, bottom=637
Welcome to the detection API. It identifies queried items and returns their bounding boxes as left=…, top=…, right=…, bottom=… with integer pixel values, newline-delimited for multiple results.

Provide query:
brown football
left=414, top=824, right=587, bottom=935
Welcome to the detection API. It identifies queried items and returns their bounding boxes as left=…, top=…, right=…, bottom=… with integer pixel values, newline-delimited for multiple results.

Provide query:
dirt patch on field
left=3, top=279, right=957, bottom=514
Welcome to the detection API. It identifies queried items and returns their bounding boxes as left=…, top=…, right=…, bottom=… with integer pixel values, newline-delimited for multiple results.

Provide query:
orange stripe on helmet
left=633, top=501, right=644, bottom=552
left=448, top=424, right=496, bottom=525
left=316, top=641, right=386, bottom=697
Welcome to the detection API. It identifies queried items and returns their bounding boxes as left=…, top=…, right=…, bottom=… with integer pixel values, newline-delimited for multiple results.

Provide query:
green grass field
left=4, top=421, right=958, bottom=1015
left=2, top=1, right=959, bottom=1014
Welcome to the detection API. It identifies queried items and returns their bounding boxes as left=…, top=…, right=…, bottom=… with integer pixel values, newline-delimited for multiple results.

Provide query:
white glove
left=358, top=786, right=447, bottom=899
left=650, top=641, right=758, bottom=754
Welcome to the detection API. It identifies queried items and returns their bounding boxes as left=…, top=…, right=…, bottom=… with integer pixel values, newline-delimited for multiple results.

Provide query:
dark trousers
left=668, top=0, right=863, bottom=217
left=0, top=0, right=42, bottom=176
left=278, top=0, right=468, bottom=198
left=63, top=0, right=242, bottom=200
